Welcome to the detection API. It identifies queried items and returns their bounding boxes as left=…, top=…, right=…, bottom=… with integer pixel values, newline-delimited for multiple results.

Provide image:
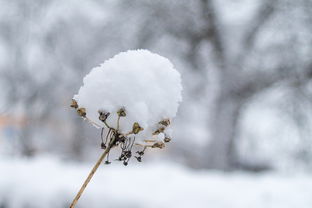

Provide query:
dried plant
left=69, top=100, right=171, bottom=208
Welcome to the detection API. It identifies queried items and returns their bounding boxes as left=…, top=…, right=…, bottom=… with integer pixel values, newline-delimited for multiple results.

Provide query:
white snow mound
left=74, top=49, right=182, bottom=141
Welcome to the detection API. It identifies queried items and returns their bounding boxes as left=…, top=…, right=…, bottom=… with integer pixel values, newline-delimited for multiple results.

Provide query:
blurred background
left=1, top=0, right=312, bottom=207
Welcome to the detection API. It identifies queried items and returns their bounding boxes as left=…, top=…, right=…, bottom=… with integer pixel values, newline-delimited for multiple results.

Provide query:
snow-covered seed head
left=73, top=50, right=182, bottom=138
left=70, top=99, right=78, bottom=109
left=77, top=108, right=86, bottom=117
left=72, top=49, right=182, bottom=165
left=132, top=122, right=144, bottom=134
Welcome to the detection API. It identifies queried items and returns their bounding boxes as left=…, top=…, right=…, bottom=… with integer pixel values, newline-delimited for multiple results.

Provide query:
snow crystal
left=73, top=49, right=182, bottom=141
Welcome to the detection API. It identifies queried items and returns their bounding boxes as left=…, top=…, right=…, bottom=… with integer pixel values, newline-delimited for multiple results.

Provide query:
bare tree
left=1, top=0, right=312, bottom=170
left=118, top=0, right=312, bottom=170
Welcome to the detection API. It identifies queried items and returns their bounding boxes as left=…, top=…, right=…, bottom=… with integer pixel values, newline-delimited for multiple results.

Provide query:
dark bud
left=164, top=137, right=171, bottom=143
left=70, top=99, right=78, bottom=109
left=135, top=156, right=142, bottom=162
left=117, top=107, right=126, bottom=117
left=124, top=150, right=132, bottom=158
left=98, top=110, right=110, bottom=122
left=136, top=151, right=144, bottom=156
left=118, top=153, right=126, bottom=161
left=101, top=142, right=106, bottom=149
left=77, top=108, right=86, bottom=117
left=117, top=135, right=126, bottom=143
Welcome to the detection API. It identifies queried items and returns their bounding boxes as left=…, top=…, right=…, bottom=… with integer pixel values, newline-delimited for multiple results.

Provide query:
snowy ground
left=0, top=156, right=311, bottom=208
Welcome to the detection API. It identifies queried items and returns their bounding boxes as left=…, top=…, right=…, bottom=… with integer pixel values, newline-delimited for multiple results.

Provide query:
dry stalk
left=69, top=137, right=116, bottom=208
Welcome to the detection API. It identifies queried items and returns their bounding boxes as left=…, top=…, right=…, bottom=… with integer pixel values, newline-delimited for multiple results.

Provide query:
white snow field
left=0, top=157, right=311, bottom=208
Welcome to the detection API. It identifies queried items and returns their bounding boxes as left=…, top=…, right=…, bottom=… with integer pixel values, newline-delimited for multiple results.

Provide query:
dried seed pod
left=152, top=127, right=165, bottom=135
left=152, top=142, right=165, bottom=149
left=132, top=122, right=144, bottom=134
left=135, top=156, right=142, bottom=162
left=117, top=134, right=126, bottom=143
left=101, top=142, right=106, bottom=149
left=164, top=137, right=171, bottom=143
left=98, top=110, right=110, bottom=122
left=136, top=151, right=144, bottom=156
left=117, top=107, right=126, bottom=117
left=124, top=150, right=132, bottom=158
left=159, top=119, right=170, bottom=127
left=70, top=99, right=78, bottom=109
left=77, top=108, right=86, bottom=117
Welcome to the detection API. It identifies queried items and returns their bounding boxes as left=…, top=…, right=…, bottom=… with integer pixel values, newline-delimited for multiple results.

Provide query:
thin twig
left=69, top=136, right=116, bottom=208
left=103, top=120, right=112, bottom=129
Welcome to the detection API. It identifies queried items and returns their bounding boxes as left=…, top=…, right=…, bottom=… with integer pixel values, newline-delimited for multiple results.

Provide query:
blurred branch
left=235, top=62, right=312, bottom=100
left=237, top=0, right=277, bottom=65
left=200, top=0, right=226, bottom=68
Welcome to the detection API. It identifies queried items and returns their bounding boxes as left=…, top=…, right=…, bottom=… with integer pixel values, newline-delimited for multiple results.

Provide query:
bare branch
left=200, top=0, right=226, bottom=68
left=234, top=62, right=312, bottom=99
left=236, top=0, right=277, bottom=65
left=246, top=1, right=276, bottom=49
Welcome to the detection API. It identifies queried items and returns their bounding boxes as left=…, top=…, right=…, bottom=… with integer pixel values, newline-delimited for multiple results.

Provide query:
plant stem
left=117, top=115, right=121, bottom=131
left=69, top=137, right=115, bottom=208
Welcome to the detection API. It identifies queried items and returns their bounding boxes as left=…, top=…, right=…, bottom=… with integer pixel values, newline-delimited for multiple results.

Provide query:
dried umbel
left=69, top=50, right=182, bottom=208
left=71, top=101, right=172, bottom=165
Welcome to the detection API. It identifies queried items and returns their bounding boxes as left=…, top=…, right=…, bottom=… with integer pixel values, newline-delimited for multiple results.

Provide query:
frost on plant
left=71, top=49, right=182, bottom=165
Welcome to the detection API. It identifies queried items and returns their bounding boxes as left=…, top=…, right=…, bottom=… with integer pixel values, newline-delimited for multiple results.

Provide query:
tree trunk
left=20, top=121, right=36, bottom=157
left=204, top=92, right=242, bottom=170
left=20, top=134, right=35, bottom=157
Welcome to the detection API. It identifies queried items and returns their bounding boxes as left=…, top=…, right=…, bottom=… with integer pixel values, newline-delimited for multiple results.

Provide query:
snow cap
left=73, top=49, right=182, bottom=141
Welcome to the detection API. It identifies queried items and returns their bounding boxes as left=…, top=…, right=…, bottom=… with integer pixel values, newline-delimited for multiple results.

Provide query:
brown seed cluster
left=70, top=99, right=172, bottom=165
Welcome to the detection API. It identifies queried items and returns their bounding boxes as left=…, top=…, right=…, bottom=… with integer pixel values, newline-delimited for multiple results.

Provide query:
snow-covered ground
left=1, top=156, right=311, bottom=208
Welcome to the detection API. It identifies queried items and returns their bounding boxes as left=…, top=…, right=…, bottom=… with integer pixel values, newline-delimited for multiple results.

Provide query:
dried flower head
left=153, top=127, right=165, bottom=135
left=164, top=136, right=171, bottom=143
left=71, top=50, right=182, bottom=166
left=159, top=119, right=170, bottom=127
left=152, top=142, right=165, bottom=149
left=77, top=108, right=86, bottom=117
left=117, top=107, right=126, bottom=117
left=70, top=99, right=78, bottom=109
left=132, top=122, right=144, bottom=134
left=98, top=110, right=110, bottom=122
